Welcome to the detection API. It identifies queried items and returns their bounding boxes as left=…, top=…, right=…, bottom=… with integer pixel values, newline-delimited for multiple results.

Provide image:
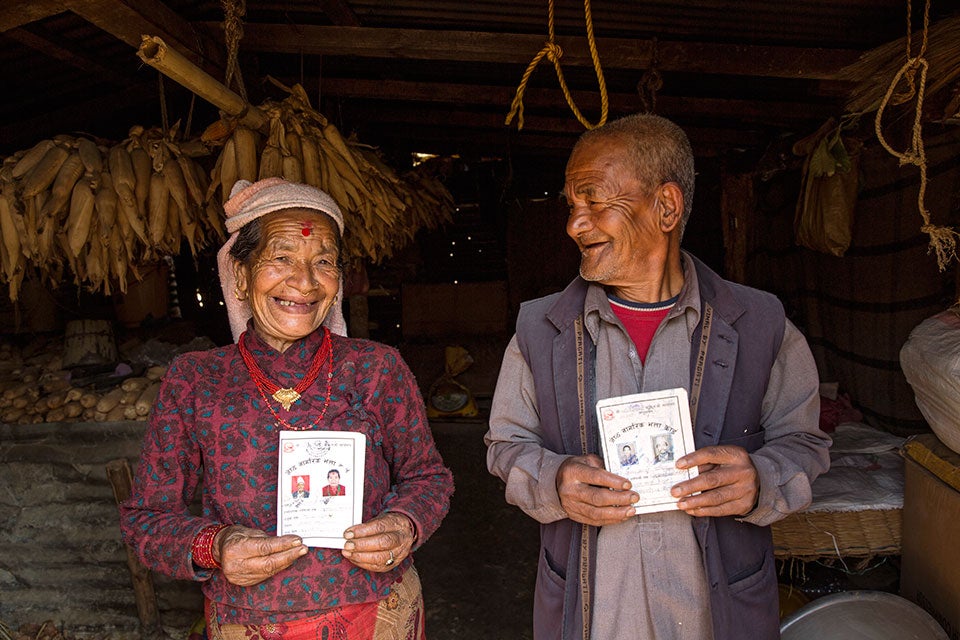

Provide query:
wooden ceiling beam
left=4, top=27, right=131, bottom=86
left=315, top=77, right=837, bottom=125
left=66, top=0, right=225, bottom=69
left=366, top=124, right=732, bottom=159
left=0, top=82, right=156, bottom=148
left=233, top=24, right=860, bottom=80
left=0, top=0, right=66, bottom=32
left=344, top=105, right=766, bottom=151
left=317, top=0, right=361, bottom=27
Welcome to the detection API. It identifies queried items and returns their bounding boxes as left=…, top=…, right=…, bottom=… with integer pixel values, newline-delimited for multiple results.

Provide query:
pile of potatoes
left=0, top=341, right=166, bottom=425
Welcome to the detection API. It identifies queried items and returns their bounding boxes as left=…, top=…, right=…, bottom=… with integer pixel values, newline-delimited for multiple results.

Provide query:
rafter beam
left=5, top=27, right=131, bottom=86
left=67, top=0, right=224, bottom=69
left=314, top=77, right=836, bottom=125
left=318, top=0, right=360, bottom=27
left=0, top=82, right=156, bottom=148
left=233, top=24, right=860, bottom=80
left=0, top=0, right=66, bottom=32
left=344, top=104, right=766, bottom=152
left=365, top=123, right=733, bottom=159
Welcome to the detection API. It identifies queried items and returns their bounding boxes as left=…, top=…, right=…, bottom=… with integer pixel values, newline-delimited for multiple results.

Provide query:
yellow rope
left=505, top=0, right=609, bottom=131
left=874, top=0, right=958, bottom=271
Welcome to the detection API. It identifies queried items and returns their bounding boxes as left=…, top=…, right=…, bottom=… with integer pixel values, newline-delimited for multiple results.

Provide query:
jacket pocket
left=727, top=550, right=769, bottom=591
left=726, top=549, right=780, bottom=639
left=534, top=546, right=565, bottom=640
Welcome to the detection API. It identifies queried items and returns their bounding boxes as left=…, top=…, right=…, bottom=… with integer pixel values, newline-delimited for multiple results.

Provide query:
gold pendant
left=272, top=388, right=301, bottom=411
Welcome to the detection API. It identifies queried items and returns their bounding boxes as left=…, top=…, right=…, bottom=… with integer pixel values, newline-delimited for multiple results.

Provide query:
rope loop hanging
left=637, top=38, right=663, bottom=113
left=158, top=73, right=169, bottom=132
left=874, top=0, right=958, bottom=271
left=221, top=0, right=249, bottom=102
left=505, top=0, right=609, bottom=131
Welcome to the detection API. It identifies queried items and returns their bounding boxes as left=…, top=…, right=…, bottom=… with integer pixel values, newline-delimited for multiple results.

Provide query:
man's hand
left=556, top=454, right=638, bottom=526
left=216, top=525, right=308, bottom=587
left=671, top=445, right=759, bottom=517
left=341, top=512, right=416, bottom=572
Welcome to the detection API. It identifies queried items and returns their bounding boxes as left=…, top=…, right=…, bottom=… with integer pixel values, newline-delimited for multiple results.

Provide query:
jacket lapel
left=690, top=256, right=743, bottom=448
left=547, top=278, right=596, bottom=456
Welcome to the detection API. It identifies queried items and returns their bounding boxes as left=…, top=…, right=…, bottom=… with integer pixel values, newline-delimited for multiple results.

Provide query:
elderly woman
left=120, top=178, right=454, bottom=639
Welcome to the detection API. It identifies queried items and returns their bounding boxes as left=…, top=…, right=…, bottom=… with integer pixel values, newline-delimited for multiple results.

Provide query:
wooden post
left=345, top=262, right=371, bottom=338
left=720, top=169, right=757, bottom=284
left=105, top=459, right=167, bottom=640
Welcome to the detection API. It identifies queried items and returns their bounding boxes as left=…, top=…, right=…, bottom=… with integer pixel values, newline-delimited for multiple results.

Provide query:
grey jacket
left=508, top=255, right=829, bottom=640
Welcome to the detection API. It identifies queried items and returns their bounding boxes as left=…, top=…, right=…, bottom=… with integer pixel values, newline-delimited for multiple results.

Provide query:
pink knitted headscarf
left=217, top=177, right=347, bottom=342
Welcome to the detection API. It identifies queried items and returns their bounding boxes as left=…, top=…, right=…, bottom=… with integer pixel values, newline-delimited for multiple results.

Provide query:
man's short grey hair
left=575, top=113, right=696, bottom=236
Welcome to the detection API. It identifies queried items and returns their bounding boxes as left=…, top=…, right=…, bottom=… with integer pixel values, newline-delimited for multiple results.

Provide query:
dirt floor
left=416, top=420, right=539, bottom=640
left=397, top=335, right=541, bottom=638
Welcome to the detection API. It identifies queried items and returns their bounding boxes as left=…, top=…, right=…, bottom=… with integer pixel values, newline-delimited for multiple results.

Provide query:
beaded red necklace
left=237, top=327, right=334, bottom=431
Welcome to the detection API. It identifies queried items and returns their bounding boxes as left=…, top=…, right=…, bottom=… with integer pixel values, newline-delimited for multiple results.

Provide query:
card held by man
left=596, top=388, right=699, bottom=514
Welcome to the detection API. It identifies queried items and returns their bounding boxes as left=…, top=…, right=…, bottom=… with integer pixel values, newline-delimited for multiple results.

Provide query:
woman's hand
left=341, top=512, right=416, bottom=572
left=215, top=525, right=308, bottom=587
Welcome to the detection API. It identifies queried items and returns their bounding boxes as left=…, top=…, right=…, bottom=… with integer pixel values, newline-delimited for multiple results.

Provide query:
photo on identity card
left=277, top=430, right=366, bottom=548
left=596, top=387, right=699, bottom=514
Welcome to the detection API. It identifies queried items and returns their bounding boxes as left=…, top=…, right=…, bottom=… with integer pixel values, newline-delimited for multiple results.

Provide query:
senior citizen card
left=277, top=430, right=366, bottom=548
left=596, top=387, right=699, bottom=514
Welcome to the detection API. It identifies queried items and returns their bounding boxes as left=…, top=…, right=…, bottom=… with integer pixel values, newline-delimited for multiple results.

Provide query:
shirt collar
left=583, top=249, right=703, bottom=342
left=242, top=320, right=329, bottom=366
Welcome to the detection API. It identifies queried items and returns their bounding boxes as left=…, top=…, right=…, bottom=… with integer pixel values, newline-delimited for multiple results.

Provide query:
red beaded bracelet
left=191, top=524, right=229, bottom=569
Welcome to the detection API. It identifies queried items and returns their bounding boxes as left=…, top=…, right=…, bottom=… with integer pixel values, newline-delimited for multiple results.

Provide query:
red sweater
left=607, top=293, right=677, bottom=364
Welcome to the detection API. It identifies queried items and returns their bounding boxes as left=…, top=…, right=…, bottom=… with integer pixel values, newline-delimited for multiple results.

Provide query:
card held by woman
left=277, top=430, right=366, bottom=547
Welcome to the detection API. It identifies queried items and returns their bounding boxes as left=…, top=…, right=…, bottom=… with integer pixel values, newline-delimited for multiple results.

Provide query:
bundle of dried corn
left=0, top=128, right=225, bottom=302
left=202, top=81, right=454, bottom=263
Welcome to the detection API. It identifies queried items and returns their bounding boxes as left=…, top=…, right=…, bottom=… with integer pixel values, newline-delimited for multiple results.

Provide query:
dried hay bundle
left=836, top=15, right=960, bottom=115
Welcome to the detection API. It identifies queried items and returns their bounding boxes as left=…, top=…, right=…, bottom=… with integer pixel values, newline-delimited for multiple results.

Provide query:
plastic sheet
left=900, top=309, right=960, bottom=454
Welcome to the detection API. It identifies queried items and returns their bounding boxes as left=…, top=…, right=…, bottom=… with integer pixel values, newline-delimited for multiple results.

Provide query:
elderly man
left=485, top=113, right=831, bottom=640
left=292, top=477, right=309, bottom=499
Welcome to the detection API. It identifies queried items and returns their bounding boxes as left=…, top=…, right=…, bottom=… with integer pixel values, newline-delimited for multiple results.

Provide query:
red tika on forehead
left=301, top=221, right=313, bottom=236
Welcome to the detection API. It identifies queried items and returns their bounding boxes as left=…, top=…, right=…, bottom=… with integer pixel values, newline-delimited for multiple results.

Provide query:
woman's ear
left=657, top=182, right=684, bottom=233
left=233, top=259, right=249, bottom=301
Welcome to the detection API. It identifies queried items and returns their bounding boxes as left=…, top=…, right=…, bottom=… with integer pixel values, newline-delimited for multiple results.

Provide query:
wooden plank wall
left=745, top=127, right=960, bottom=435
left=0, top=421, right=202, bottom=635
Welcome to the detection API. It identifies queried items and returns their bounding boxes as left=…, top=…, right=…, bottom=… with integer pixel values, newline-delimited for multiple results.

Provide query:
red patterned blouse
left=119, top=327, right=454, bottom=624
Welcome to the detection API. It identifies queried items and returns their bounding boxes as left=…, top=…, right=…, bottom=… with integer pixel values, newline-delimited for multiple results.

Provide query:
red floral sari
left=206, top=568, right=424, bottom=640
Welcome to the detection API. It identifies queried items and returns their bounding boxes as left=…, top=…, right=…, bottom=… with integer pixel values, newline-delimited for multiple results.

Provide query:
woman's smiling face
left=234, top=208, right=341, bottom=352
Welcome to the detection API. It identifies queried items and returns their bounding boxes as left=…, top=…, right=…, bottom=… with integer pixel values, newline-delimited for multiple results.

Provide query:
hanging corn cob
left=0, top=127, right=227, bottom=301
left=202, top=80, right=454, bottom=264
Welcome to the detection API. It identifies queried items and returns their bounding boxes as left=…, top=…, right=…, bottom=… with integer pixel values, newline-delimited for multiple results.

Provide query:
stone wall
left=0, top=421, right=202, bottom=636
